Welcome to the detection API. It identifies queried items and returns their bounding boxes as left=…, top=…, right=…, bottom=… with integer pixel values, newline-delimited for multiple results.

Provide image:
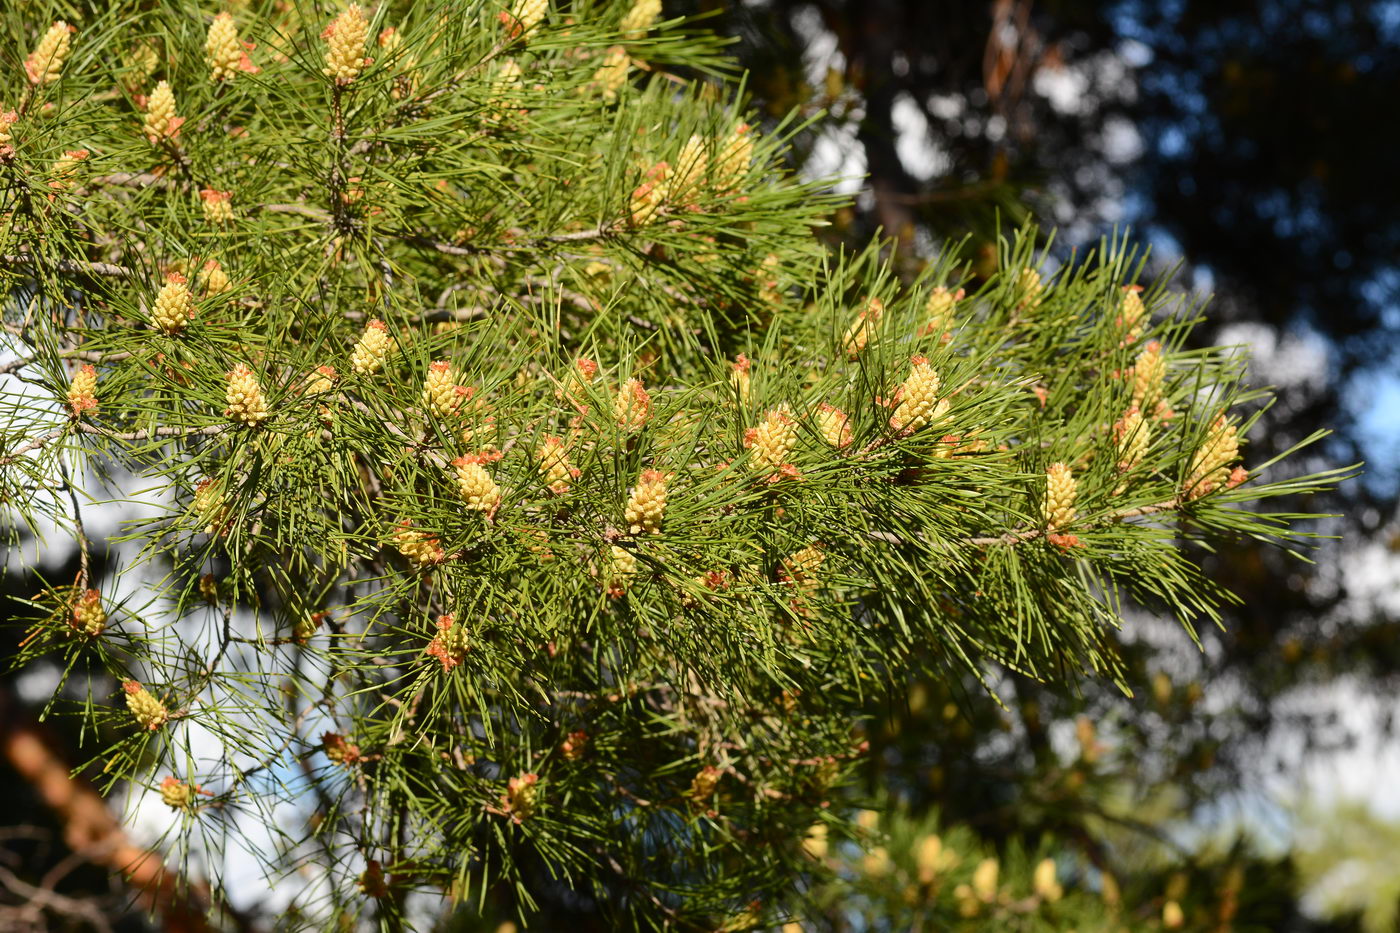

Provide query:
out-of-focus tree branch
left=0, top=685, right=213, bottom=933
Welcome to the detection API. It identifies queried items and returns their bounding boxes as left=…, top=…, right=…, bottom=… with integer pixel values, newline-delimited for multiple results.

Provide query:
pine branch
left=1, top=423, right=230, bottom=466
left=392, top=222, right=621, bottom=257
left=0, top=5, right=1349, bottom=927
left=0, top=348, right=132, bottom=377
left=0, top=254, right=134, bottom=278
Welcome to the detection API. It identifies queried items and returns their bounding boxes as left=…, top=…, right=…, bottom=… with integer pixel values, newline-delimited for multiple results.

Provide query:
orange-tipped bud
left=67, top=364, right=97, bottom=418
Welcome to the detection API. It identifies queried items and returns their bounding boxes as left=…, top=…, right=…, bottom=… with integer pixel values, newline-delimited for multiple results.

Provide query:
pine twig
left=1, top=423, right=230, bottom=466
left=0, top=254, right=134, bottom=278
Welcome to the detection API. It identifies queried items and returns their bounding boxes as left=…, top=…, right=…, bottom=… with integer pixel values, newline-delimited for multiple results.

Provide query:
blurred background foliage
left=4, top=0, right=1400, bottom=930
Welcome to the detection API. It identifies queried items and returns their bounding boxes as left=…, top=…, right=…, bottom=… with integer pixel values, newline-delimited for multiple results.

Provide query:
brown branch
left=343, top=305, right=489, bottom=325
left=532, top=222, right=620, bottom=243
left=0, top=254, right=134, bottom=278
left=86, top=171, right=169, bottom=190
left=262, top=203, right=332, bottom=222
left=0, top=355, right=37, bottom=377
left=1, top=428, right=71, bottom=465
left=79, top=422, right=230, bottom=443
left=1, top=423, right=230, bottom=467
left=327, top=86, right=351, bottom=236
left=0, top=348, right=133, bottom=377
left=394, top=235, right=486, bottom=257
left=393, top=220, right=619, bottom=257
left=57, top=459, right=90, bottom=590
left=0, top=861, right=113, bottom=933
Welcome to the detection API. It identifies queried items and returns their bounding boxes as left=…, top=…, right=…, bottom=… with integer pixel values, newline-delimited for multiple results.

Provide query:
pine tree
left=0, top=1, right=1350, bottom=929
